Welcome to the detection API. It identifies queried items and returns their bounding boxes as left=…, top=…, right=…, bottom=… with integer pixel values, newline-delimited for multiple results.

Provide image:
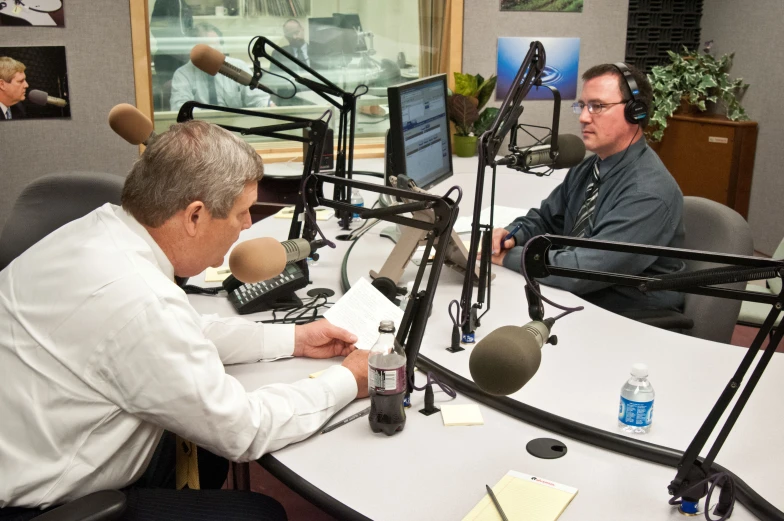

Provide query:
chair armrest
left=619, top=309, right=695, bottom=331
left=35, top=490, right=126, bottom=521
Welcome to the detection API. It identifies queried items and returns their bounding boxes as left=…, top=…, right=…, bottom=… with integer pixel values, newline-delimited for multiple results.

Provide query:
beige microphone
left=228, top=237, right=316, bottom=283
left=190, top=44, right=276, bottom=96
left=108, top=103, right=155, bottom=145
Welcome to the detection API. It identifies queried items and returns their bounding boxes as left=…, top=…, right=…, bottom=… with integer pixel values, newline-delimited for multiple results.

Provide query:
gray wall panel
left=0, top=0, right=138, bottom=230
left=463, top=0, right=629, bottom=149
left=702, top=0, right=784, bottom=255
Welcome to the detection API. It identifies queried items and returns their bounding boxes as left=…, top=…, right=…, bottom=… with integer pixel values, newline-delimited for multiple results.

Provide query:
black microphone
left=497, top=134, right=585, bottom=171
left=469, top=318, right=555, bottom=395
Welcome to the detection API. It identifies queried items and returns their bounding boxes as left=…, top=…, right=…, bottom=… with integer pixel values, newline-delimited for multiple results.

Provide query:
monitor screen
left=386, top=74, right=453, bottom=191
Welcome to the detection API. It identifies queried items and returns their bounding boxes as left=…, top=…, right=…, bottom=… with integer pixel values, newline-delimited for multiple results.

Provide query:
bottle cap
left=630, top=363, right=648, bottom=378
left=379, top=320, right=395, bottom=333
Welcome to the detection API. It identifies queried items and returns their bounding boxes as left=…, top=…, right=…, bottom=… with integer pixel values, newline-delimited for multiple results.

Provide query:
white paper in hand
left=324, top=277, right=404, bottom=350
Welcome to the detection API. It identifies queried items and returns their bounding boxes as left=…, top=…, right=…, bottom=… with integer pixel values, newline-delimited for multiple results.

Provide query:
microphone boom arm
left=524, top=234, right=784, bottom=513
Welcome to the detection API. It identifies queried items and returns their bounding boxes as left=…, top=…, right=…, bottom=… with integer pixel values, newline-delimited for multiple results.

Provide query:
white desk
left=189, top=157, right=783, bottom=520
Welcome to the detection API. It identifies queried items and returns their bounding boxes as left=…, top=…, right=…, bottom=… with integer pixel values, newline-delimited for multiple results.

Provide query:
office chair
left=625, top=197, right=754, bottom=344
left=737, top=236, right=784, bottom=335
left=0, top=172, right=127, bottom=520
left=0, top=172, right=126, bottom=271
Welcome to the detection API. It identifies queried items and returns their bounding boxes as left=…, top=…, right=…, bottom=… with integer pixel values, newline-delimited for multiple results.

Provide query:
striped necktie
left=5, top=108, right=11, bottom=120
left=571, top=162, right=601, bottom=238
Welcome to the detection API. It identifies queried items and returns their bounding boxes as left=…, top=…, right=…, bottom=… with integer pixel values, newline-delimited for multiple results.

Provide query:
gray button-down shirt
left=502, top=137, right=685, bottom=313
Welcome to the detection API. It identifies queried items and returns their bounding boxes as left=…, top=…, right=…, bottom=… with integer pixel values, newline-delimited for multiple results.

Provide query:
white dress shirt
left=0, top=101, right=11, bottom=120
left=169, top=56, right=271, bottom=112
left=0, top=204, right=357, bottom=509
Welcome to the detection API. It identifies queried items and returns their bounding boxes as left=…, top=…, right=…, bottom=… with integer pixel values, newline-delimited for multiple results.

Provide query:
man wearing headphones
left=490, top=63, right=685, bottom=314
left=169, top=23, right=271, bottom=112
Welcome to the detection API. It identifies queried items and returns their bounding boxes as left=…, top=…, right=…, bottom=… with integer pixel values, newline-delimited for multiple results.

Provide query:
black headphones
left=613, top=62, right=648, bottom=128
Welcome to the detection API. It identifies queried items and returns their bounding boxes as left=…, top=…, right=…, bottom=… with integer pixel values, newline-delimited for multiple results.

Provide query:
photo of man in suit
left=0, top=57, right=28, bottom=120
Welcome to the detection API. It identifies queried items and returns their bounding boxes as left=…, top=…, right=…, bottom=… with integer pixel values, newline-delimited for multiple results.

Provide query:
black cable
left=181, top=284, right=223, bottom=295
left=668, top=471, right=736, bottom=521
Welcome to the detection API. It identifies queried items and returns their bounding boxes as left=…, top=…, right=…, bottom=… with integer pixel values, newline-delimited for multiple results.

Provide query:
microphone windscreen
left=228, top=237, right=287, bottom=283
left=469, top=325, right=542, bottom=396
left=190, top=44, right=224, bottom=76
left=551, top=134, right=586, bottom=169
left=28, top=89, right=48, bottom=106
left=108, top=103, right=154, bottom=145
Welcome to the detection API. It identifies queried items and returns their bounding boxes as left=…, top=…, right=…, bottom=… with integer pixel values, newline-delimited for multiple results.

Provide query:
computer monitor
left=386, top=74, right=453, bottom=192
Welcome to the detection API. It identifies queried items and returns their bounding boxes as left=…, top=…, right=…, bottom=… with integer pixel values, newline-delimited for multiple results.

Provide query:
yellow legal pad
left=463, top=471, right=578, bottom=521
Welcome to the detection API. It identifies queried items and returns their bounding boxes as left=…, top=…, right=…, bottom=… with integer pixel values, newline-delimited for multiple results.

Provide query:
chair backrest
left=0, top=172, right=126, bottom=271
left=678, top=197, right=754, bottom=343
left=768, top=237, right=784, bottom=295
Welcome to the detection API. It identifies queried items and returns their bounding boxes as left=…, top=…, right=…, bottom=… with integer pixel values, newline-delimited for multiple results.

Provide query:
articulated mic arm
left=524, top=234, right=784, bottom=517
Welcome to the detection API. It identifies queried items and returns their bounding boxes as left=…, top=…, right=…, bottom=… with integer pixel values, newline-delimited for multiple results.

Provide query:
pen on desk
left=501, top=223, right=523, bottom=249
left=320, top=406, right=371, bottom=434
left=486, top=484, right=509, bottom=521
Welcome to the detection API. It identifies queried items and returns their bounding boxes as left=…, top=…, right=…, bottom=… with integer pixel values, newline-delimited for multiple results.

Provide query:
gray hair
left=122, top=120, right=264, bottom=227
left=0, top=57, right=25, bottom=83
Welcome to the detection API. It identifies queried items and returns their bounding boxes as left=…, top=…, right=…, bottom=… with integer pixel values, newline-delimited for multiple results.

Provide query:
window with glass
left=144, top=0, right=453, bottom=155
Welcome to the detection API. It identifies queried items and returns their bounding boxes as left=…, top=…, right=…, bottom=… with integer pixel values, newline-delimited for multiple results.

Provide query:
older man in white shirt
left=0, top=120, right=368, bottom=520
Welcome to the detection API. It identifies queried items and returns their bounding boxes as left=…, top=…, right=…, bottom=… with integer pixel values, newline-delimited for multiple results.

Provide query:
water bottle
left=618, top=363, right=655, bottom=434
left=350, top=188, right=364, bottom=220
left=368, top=320, right=407, bottom=436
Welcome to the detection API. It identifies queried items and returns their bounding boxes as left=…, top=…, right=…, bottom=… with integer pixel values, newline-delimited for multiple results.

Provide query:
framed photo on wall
left=0, top=46, right=70, bottom=120
left=496, top=37, right=580, bottom=100
left=0, top=0, right=65, bottom=27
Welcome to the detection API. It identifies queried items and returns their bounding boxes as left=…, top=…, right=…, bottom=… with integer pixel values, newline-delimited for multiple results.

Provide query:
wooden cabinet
left=651, top=114, right=758, bottom=219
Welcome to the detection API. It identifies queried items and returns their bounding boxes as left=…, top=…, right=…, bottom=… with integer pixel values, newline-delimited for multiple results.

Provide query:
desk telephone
left=227, top=263, right=308, bottom=314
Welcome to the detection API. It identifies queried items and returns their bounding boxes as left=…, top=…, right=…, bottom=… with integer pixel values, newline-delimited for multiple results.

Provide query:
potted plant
left=448, top=72, right=499, bottom=157
left=646, top=44, right=750, bottom=142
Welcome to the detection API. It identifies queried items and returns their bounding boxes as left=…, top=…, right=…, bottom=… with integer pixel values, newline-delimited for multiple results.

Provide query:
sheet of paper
left=463, top=471, right=578, bottom=521
left=441, top=404, right=484, bottom=426
left=324, top=277, right=404, bottom=350
left=453, top=205, right=529, bottom=234
left=274, top=206, right=335, bottom=221
left=205, top=266, right=232, bottom=282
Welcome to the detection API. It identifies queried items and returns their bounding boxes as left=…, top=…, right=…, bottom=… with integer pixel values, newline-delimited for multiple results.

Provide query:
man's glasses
left=571, top=100, right=628, bottom=115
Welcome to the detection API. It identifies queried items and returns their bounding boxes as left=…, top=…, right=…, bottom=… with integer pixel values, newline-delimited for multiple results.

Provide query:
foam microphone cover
left=190, top=44, right=223, bottom=76
left=108, top=103, right=154, bottom=145
left=469, top=325, right=543, bottom=396
left=228, top=237, right=287, bottom=283
left=28, top=89, right=48, bottom=106
left=546, top=134, right=587, bottom=169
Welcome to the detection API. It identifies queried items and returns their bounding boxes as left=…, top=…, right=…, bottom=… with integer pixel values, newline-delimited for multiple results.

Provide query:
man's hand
left=294, top=319, right=358, bottom=359
left=342, top=349, right=370, bottom=399
left=490, top=227, right=514, bottom=266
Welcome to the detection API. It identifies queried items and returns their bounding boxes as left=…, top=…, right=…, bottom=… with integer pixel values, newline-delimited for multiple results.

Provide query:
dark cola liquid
left=369, top=389, right=406, bottom=436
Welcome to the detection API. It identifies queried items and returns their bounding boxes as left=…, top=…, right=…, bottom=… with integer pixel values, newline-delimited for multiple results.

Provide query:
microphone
left=497, top=134, right=585, bottom=171
left=469, top=318, right=554, bottom=396
left=226, top=237, right=324, bottom=285
left=190, top=44, right=276, bottom=97
left=108, top=103, right=155, bottom=145
left=28, top=89, right=67, bottom=108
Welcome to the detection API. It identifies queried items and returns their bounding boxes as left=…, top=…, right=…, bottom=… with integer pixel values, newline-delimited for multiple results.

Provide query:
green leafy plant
left=447, top=72, right=499, bottom=137
left=647, top=45, right=750, bottom=141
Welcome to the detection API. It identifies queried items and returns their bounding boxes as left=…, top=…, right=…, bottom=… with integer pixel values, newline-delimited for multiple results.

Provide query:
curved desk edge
left=259, top=454, right=372, bottom=521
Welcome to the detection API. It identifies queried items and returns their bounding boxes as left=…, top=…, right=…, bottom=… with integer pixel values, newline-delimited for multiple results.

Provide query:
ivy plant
left=647, top=46, right=749, bottom=142
left=447, top=72, right=499, bottom=137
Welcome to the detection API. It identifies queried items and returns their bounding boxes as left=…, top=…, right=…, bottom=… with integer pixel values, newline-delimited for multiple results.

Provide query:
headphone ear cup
left=625, top=99, right=648, bottom=128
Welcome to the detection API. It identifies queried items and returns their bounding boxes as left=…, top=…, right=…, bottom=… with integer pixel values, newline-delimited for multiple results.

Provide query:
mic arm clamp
left=523, top=233, right=784, bottom=511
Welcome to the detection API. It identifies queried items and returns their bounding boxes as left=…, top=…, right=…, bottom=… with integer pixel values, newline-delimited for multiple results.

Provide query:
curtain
left=418, top=0, right=452, bottom=78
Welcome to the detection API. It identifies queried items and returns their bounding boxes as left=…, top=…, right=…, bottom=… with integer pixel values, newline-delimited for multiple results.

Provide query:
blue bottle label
left=352, top=202, right=364, bottom=219
left=619, top=396, right=654, bottom=427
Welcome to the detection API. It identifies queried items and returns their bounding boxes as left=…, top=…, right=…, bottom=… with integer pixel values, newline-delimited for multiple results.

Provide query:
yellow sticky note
left=205, top=266, right=232, bottom=282
left=441, top=404, right=484, bottom=426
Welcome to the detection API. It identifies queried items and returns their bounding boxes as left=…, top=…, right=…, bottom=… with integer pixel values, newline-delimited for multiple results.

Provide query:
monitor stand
left=380, top=224, right=402, bottom=243
left=369, top=200, right=491, bottom=287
